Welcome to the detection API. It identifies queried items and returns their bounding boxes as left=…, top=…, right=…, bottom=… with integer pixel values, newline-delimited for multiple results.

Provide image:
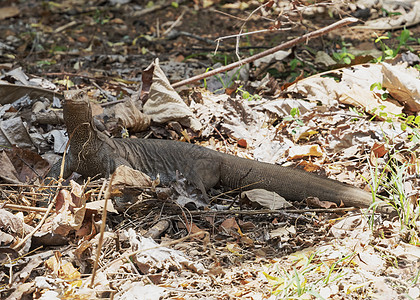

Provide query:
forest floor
left=0, top=1, right=420, bottom=299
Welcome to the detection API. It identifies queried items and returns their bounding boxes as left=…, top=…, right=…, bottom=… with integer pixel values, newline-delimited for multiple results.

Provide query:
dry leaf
left=112, top=165, right=153, bottom=187
left=0, top=6, right=20, bottom=20
left=285, top=64, right=403, bottom=118
left=306, top=196, right=338, bottom=209
left=114, top=99, right=151, bottom=132
left=287, top=144, right=323, bottom=160
left=143, top=59, right=202, bottom=130
left=382, top=62, right=420, bottom=112
left=241, top=189, right=292, bottom=209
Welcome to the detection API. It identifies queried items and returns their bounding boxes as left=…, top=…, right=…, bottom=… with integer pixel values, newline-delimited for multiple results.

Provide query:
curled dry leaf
left=371, top=142, right=387, bottom=158
left=114, top=99, right=151, bottom=132
left=0, top=209, right=34, bottom=253
left=142, top=59, right=202, bottom=131
left=220, top=217, right=241, bottom=233
left=306, top=196, right=338, bottom=209
left=285, top=63, right=403, bottom=118
left=330, top=214, right=368, bottom=240
left=241, top=189, right=292, bottom=210
left=0, top=117, right=35, bottom=149
left=0, top=83, right=63, bottom=105
left=5, top=146, right=50, bottom=183
left=0, top=6, right=20, bottom=20
left=111, top=165, right=153, bottom=187
left=382, top=62, right=420, bottom=112
left=127, top=228, right=207, bottom=275
left=287, top=144, right=323, bottom=160
left=45, top=255, right=81, bottom=281
left=47, top=181, right=87, bottom=236
left=270, top=225, right=296, bottom=240
left=360, top=1, right=420, bottom=30
left=0, top=209, right=34, bottom=244
left=356, top=251, right=384, bottom=272
left=0, top=151, right=21, bottom=183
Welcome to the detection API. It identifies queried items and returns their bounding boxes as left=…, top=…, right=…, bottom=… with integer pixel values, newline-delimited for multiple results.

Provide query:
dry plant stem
left=234, top=1, right=270, bottom=59
left=188, top=207, right=358, bottom=216
left=172, top=17, right=358, bottom=88
left=12, top=185, right=61, bottom=250
left=163, top=10, right=185, bottom=36
left=97, top=179, right=107, bottom=202
left=210, top=180, right=264, bottom=203
left=216, top=28, right=292, bottom=43
left=90, top=174, right=114, bottom=288
left=2, top=203, right=48, bottom=213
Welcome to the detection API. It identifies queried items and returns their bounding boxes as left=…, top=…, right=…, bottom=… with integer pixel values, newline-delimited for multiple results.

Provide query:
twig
left=215, top=27, right=293, bottom=44
left=162, top=10, right=186, bottom=36
left=12, top=187, right=61, bottom=250
left=188, top=207, right=358, bottom=216
left=90, top=173, right=114, bottom=288
left=172, top=17, right=358, bottom=89
left=1, top=203, right=48, bottom=213
left=234, top=1, right=272, bottom=60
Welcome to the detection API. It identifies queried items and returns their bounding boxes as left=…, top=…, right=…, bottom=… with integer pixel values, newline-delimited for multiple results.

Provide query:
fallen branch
left=188, top=207, right=358, bottom=216
left=171, top=17, right=358, bottom=89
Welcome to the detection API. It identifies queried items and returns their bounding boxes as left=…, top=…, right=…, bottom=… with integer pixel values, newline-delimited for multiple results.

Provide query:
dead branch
left=171, top=17, right=358, bottom=89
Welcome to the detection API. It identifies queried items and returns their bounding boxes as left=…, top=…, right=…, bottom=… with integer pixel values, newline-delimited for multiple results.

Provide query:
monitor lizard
left=47, top=91, right=390, bottom=212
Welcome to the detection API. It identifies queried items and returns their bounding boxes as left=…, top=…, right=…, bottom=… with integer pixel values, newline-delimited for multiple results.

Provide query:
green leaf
left=407, top=115, right=415, bottom=124
left=375, top=36, right=389, bottom=43
left=401, top=123, right=407, bottom=131
left=289, top=59, right=299, bottom=71
left=370, top=82, right=382, bottom=91
left=398, top=28, right=410, bottom=45
left=384, top=49, right=395, bottom=58
left=296, top=119, right=305, bottom=126
left=332, top=52, right=341, bottom=61
left=290, top=107, right=300, bottom=117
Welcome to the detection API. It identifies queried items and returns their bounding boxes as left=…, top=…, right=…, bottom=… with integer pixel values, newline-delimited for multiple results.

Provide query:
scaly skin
left=48, top=91, right=390, bottom=212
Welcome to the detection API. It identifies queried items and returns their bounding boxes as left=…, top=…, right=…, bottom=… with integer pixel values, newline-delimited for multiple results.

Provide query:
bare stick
left=90, top=173, right=114, bottom=288
left=172, top=17, right=358, bottom=89
left=12, top=187, right=60, bottom=250
left=187, top=207, right=358, bottom=216
left=2, top=203, right=48, bottom=213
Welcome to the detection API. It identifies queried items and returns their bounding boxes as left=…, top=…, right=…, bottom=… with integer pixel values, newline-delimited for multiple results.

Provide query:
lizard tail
left=219, top=154, right=376, bottom=209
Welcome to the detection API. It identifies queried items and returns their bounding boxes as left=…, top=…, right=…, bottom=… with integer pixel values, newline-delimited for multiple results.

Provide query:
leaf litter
left=0, top=1, right=419, bottom=299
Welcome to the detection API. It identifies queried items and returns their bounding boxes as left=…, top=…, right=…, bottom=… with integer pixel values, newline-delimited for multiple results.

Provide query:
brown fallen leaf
left=0, top=83, right=63, bottom=105
left=371, top=142, right=387, bottom=158
left=220, top=217, right=241, bottom=233
left=0, top=6, right=19, bottom=20
left=111, top=165, right=153, bottom=187
left=241, top=189, right=292, bottom=210
left=5, top=147, right=50, bottom=183
left=287, top=144, right=323, bottom=160
left=306, top=196, right=339, bottom=209
left=114, top=99, right=151, bottom=132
